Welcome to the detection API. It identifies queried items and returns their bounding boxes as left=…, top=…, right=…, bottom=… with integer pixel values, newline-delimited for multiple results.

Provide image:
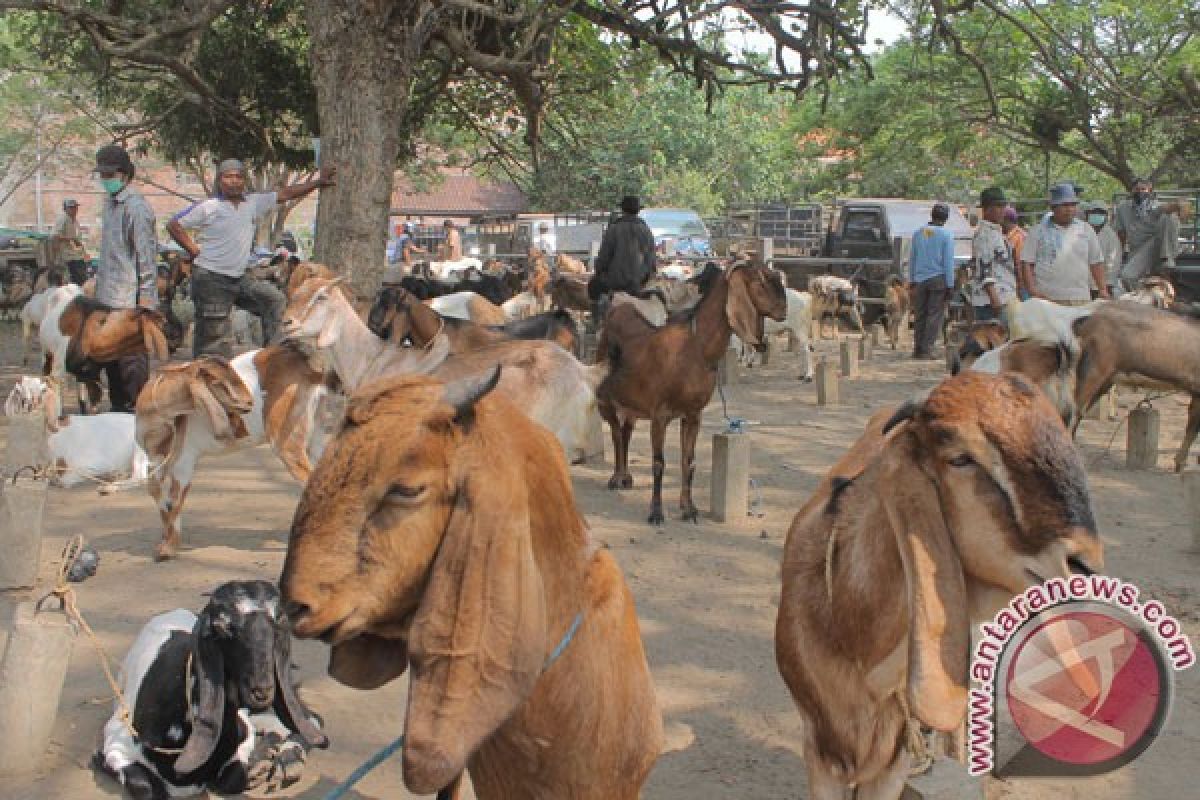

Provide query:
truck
left=714, top=200, right=973, bottom=325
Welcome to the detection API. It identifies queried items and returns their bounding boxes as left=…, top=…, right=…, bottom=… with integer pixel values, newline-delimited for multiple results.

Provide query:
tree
left=1, top=0, right=877, bottom=291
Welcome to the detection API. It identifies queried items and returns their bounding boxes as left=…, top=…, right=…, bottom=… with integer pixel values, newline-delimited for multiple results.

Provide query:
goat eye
left=386, top=482, right=425, bottom=501
left=947, top=454, right=975, bottom=468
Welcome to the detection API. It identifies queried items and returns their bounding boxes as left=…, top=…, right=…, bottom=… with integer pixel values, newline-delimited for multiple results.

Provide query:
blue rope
left=320, top=612, right=584, bottom=800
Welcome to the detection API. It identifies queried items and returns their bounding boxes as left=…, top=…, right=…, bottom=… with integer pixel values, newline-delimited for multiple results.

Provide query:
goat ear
left=879, top=430, right=970, bottom=731
left=442, top=365, right=501, bottom=422
left=188, top=378, right=236, bottom=441
left=175, top=613, right=227, bottom=775
left=143, top=316, right=170, bottom=361
left=328, top=633, right=409, bottom=689
left=272, top=626, right=329, bottom=749
left=725, top=268, right=763, bottom=347
left=314, top=291, right=341, bottom=351
left=402, top=472, right=547, bottom=795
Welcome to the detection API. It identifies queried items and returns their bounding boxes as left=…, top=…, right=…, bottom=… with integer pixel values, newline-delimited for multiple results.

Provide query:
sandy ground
left=1, top=320, right=1198, bottom=800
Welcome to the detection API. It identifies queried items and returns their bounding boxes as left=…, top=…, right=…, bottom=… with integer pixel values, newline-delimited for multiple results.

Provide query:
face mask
left=100, top=177, right=124, bottom=195
left=1087, top=214, right=1107, bottom=227
left=1133, top=191, right=1151, bottom=205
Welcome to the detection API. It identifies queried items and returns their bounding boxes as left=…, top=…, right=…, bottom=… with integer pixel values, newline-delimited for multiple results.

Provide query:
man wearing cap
left=1082, top=201, right=1122, bottom=298
left=93, top=144, right=159, bottom=411
left=50, top=198, right=88, bottom=285
left=969, top=188, right=1020, bottom=324
left=907, top=202, right=956, bottom=360
left=1114, top=177, right=1181, bottom=288
left=166, top=158, right=335, bottom=357
left=589, top=195, right=656, bottom=320
left=1021, top=183, right=1107, bottom=305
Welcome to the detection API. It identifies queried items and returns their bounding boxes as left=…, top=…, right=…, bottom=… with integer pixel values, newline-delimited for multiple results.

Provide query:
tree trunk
left=307, top=2, right=412, bottom=297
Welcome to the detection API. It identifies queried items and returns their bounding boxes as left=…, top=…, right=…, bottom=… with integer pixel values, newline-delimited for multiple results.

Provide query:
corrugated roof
left=391, top=172, right=528, bottom=216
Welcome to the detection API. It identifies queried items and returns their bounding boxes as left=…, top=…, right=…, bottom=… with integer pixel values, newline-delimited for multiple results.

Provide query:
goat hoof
left=620, top=474, right=633, bottom=489
left=681, top=508, right=699, bottom=523
left=647, top=509, right=665, bottom=526
left=154, top=540, right=179, bottom=562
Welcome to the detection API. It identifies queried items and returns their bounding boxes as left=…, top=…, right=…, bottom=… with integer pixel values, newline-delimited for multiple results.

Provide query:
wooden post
left=588, top=240, right=600, bottom=268
left=719, top=349, right=740, bottom=385
left=0, top=474, right=49, bottom=591
left=857, top=334, right=872, bottom=363
left=0, top=602, right=77, bottom=777
left=758, top=236, right=774, bottom=267
left=758, top=336, right=776, bottom=367
left=710, top=432, right=750, bottom=523
left=870, top=323, right=884, bottom=348
left=816, top=359, right=840, bottom=406
left=840, top=340, right=859, bottom=378
left=1183, top=468, right=1200, bottom=552
left=1127, top=406, right=1160, bottom=470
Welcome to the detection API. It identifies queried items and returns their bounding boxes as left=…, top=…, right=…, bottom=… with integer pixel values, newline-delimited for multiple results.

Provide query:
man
left=439, top=219, right=463, bottom=261
left=50, top=198, right=89, bottom=285
left=907, top=202, right=956, bottom=360
left=93, top=144, right=158, bottom=412
left=167, top=158, right=335, bottom=357
left=968, top=188, right=1019, bottom=324
left=1001, top=207, right=1026, bottom=295
left=589, top=195, right=657, bottom=320
left=391, top=222, right=426, bottom=267
left=1021, top=182, right=1107, bottom=305
left=1083, top=201, right=1122, bottom=298
left=1114, top=177, right=1180, bottom=288
left=533, top=221, right=557, bottom=255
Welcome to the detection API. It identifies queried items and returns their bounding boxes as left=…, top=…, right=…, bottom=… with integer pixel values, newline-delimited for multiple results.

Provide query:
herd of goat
left=4, top=254, right=1197, bottom=799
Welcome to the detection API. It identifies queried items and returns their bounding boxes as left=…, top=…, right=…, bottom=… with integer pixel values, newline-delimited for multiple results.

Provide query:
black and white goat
left=96, top=581, right=328, bottom=799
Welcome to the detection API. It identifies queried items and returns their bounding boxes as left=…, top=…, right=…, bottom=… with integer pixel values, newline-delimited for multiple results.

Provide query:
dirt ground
left=1, top=319, right=1198, bottom=800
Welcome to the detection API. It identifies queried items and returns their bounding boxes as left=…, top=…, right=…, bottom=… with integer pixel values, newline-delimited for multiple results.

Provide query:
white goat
left=808, top=274, right=863, bottom=339
left=732, top=288, right=815, bottom=380
left=5, top=376, right=149, bottom=490
left=20, top=289, right=52, bottom=365
left=37, top=284, right=84, bottom=377
left=427, top=290, right=508, bottom=325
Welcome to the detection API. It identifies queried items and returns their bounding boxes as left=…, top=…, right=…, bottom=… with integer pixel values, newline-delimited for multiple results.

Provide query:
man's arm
left=166, top=217, right=200, bottom=260
left=130, top=202, right=159, bottom=307
left=639, top=222, right=657, bottom=273
left=276, top=166, right=337, bottom=204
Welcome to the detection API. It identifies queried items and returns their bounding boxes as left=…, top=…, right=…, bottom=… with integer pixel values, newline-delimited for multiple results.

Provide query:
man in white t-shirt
left=533, top=221, right=557, bottom=255
left=167, top=158, right=335, bottom=356
left=1020, top=183, right=1108, bottom=306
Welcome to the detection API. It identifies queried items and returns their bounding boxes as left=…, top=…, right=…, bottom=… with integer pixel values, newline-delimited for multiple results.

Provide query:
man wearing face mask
left=1114, top=177, right=1180, bottom=289
left=167, top=159, right=335, bottom=357
left=1082, top=202, right=1122, bottom=298
left=93, top=144, right=159, bottom=412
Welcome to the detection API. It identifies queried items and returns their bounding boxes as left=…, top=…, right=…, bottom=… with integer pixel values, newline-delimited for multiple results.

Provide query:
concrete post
left=588, top=240, right=600, bottom=268
left=858, top=334, right=873, bottom=363
left=758, top=237, right=774, bottom=267
left=816, top=359, right=840, bottom=406
left=1127, top=406, right=1160, bottom=470
left=0, top=474, right=49, bottom=590
left=485, top=243, right=497, bottom=257
left=711, top=432, right=749, bottom=523
left=870, top=323, right=884, bottom=348
left=1182, top=468, right=1200, bottom=552
left=0, top=601, right=77, bottom=777
left=5, top=410, right=49, bottom=474
left=840, top=340, right=859, bottom=378
left=719, top=349, right=740, bottom=385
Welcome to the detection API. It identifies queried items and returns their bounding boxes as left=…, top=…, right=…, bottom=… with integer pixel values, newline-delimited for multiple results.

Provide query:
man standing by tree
left=1021, top=183, right=1107, bottom=306
left=1114, top=177, right=1180, bottom=289
left=167, top=159, right=335, bottom=357
left=589, top=195, right=657, bottom=322
left=969, top=188, right=1019, bottom=324
left=907, top=202, right=956, bottom=360
left=93, top=144, right=158, bottom=412
left=50, top=198, right=89, bottom=285
left=1083, top=201, right=1122, bottom=298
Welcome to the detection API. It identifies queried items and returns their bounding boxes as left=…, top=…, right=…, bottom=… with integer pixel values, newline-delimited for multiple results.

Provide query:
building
left=388, top=168, right=527, bottom=236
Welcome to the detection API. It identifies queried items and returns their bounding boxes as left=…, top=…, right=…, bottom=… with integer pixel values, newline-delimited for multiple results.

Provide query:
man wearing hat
left=166, top=158, right=335, bottom=357
left=1020, top=182, right=1107, bottom=305
left=968, top=187, right=1019, bottom=323
left=906, top=202, right=956, bottom=360
left=50, top=197, right=88, bottom=285
left=589, top=195, right=656, bottom=321
left=93, top=144, right=159, bottom=411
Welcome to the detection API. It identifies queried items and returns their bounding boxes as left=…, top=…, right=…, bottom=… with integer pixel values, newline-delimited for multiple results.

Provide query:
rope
left=321, top=611, right=584, bottom=800
left=895, top=692, right=935, bottom=776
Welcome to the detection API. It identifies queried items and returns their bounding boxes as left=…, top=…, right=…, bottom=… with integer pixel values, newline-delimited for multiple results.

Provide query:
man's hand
left=317, top=165, right=337, bottom=187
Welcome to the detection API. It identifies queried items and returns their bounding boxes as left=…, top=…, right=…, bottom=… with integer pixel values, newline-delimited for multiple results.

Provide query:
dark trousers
left=192, top=267, right=287, bottom=358
left=912, top=276, right=948, bottom=357
left=105, top=353, right=148, bottom=413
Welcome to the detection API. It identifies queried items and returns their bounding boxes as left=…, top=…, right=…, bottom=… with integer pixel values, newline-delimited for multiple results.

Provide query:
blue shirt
left=909, top=224, right=956, bottom=285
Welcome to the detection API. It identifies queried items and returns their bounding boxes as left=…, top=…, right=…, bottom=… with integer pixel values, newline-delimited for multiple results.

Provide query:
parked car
left=640, top=208, right=714, bottom=258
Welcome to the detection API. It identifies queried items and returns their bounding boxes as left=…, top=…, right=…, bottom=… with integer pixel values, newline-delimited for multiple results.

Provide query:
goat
left=280, top=370, right=662, bottom=799
left=427, top=290, right=509, bottom=326
left=427, top=256, right=484, bottom=281
left=882, top=277, right=910, bottom=350
left=776, top=372, right=1103, bottom=800
left=968, top=338, right=1082, bottom=426
left=555, top=251, right=589, bottom=274
left=501, top=290, right=543, bottom=320
left=732, top=288, right=815, bottom=380
left=611, top=290, right=669, bottom=327
left=56, top=295, right=170, bottom=389
left=1120, top=276, right=1175, bottom=309
left=368, top=286, right=578, bottom=354
left=808, top=275, right=864, bottom=340
left=20, top=288, right=54, bottom=365
left=277, top=259, right=338, bottom=297
left=136, top=349, right=335, bottom=560
left=284, top=278, right=606, bottom=461
left=97, top=581, right=327, bottom=799
left=550, top=274, right=592, bottom=312
left=5, top=376, right=150, bottom=490
left=596, top=260, right=787, bottom=524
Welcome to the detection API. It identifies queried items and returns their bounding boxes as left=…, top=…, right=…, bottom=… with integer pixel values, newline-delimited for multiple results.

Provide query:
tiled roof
left=391, top=171, right=528, bottom=216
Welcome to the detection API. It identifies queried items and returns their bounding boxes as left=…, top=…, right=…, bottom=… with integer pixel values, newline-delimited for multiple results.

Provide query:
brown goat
left=55, top=296, right=169, bottom=412
left=596, top=260, right=787, bottom=524
left=776, top=372, right=1103, bottom=800
left=550, top=274, right=591, bottom=312
left=280, top=371, right=662, bottom=798
left=882, top=277, right=910, bottom=350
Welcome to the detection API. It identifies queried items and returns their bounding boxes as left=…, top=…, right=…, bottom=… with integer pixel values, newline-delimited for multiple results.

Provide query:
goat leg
left=1175, top=394, right=1200, bottom=473
left=648, top=416, right=668, bottom=526
left=679, top=413, right=700, bottom=523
